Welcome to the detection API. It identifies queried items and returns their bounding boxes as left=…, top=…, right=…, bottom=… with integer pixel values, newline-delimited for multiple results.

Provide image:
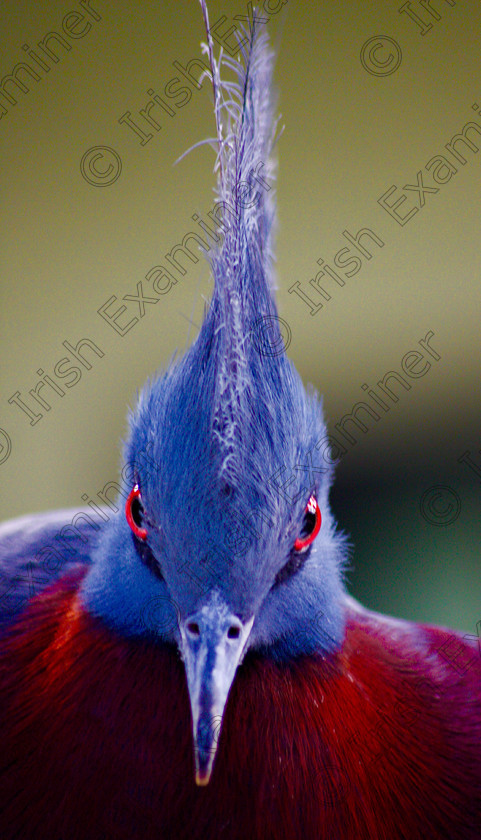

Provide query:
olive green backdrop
left=0, top=0, right=479, bottom=635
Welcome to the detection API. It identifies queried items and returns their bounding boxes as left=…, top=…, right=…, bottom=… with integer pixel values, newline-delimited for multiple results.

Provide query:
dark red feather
left=1, top=569, right=479, bottom=839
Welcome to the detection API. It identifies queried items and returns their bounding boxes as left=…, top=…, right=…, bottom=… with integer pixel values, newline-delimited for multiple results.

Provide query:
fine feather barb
left=185, top=3, right=285, bottom=489
left=192, top=3, right=282, bottom=486
left=197, top=0, right=279, bottom=310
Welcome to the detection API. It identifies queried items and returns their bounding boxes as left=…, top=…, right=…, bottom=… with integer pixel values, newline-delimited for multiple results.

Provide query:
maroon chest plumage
left=1, top=570, right=480, bottom=840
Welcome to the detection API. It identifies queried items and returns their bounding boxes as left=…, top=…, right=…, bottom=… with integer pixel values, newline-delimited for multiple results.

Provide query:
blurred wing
left=0, top=509, right=100, bottom=637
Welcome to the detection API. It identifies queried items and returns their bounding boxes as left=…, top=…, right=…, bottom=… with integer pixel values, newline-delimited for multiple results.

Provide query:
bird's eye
left=273, top=495, right=322, bottom=587
left=293, top=494, right=321, bottom=553
left=126, top=485, right=148, bottom=540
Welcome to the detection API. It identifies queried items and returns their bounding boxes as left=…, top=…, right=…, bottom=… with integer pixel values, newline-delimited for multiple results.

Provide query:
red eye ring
left=126, top=485, right=148, bottom=540
left=294, top=495, right=321, bottom=552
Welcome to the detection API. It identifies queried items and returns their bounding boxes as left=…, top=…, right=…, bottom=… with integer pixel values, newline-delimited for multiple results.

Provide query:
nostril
left=187, top=622, right=200, bottom=636
left=227, top=626, right=240, bottom=639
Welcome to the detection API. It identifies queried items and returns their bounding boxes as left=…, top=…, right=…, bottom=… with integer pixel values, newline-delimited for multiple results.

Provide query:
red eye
left=294, top=495, right=321, bottom=552
left=126, top=485, right=148, bottom=540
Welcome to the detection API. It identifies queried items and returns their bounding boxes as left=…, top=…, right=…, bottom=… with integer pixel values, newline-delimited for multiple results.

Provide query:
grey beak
left=180, top=601, right=254, bottom=785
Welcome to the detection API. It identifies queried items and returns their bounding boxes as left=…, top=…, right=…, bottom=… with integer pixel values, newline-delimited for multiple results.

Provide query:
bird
left=0, top=3, right=480, bottom=839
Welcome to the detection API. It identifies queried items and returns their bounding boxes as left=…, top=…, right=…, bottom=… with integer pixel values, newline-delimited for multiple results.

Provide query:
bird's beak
left=180, top=604, right=254, bottom=786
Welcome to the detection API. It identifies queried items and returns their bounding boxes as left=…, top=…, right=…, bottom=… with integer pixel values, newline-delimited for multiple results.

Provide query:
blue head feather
left=80, top=2, right=348, bottom=784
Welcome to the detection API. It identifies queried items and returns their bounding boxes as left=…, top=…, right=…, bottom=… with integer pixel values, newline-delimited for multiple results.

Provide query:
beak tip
left=195, top=746, right=216, bottom=786
left=195, top=768, right=212, bottom=787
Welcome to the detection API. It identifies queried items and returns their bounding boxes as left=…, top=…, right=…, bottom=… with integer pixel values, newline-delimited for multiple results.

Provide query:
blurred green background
left=0, top=0, right=479, bottom=634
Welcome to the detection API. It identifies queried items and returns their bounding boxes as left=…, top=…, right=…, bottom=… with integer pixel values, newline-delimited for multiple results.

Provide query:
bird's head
left=81, top=7, right=347, bottom=786
left=118, top=311, right=346, bottom=784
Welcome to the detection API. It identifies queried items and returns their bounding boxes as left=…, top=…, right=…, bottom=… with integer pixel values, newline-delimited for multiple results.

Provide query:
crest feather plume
left=194, top=2, right=284, bottom=484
